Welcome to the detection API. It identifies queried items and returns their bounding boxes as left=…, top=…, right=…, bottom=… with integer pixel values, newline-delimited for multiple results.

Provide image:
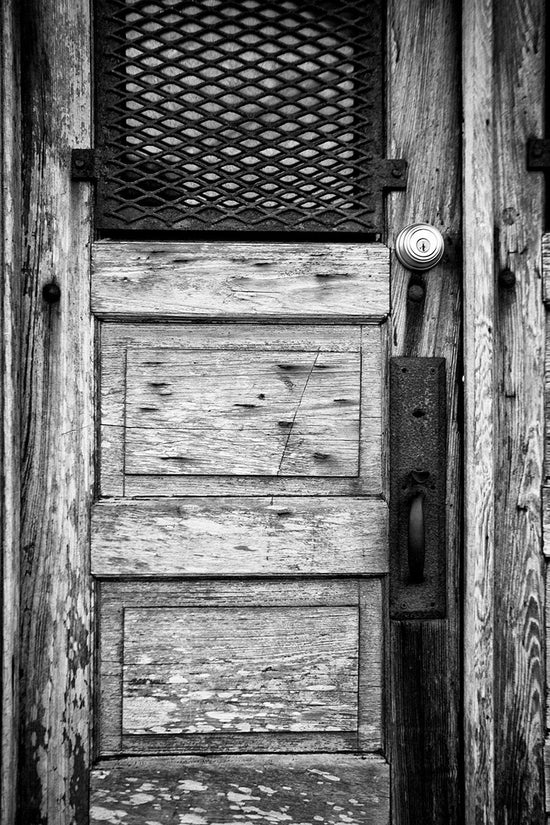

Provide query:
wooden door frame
left=0, top=1, right=21, bottom=824
left=0, top=0, right=546, bottom=823
left=462, top=0, right=546, bottom=822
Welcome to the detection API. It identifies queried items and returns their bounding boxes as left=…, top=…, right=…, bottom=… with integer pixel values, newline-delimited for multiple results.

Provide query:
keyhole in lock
left=417, top=238, right=429, bottom=253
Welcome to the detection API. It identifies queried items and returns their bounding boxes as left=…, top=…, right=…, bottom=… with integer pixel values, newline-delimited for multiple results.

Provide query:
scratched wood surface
left=0, top=1, right=20, bottom=822
left=387, top=0, right=462, bottom=821
left=96, top=579, right=383, bottom=757
left=18, top=0, right=93, bottom=823
left=493, top=2, right=545, bottom=822
left=91, top=241, right=390, bottom=320
left=125, top=349, right=361, bottom=476
left=91, top=497, right=388, bottom=576
left=89, top=754, right=390, bottom=825
left=122, top=605, right=359, bottom=735
left=100, top=323, right=383, bottom=495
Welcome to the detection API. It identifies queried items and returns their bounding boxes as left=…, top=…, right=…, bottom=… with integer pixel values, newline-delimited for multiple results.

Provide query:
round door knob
left=395, top=224, right=445, bottom=271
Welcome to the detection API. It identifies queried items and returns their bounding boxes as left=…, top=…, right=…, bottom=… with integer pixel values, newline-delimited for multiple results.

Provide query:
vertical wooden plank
left=462, top=2, right=496, bottom=824
left=494, top=1, right=546, bottom=821
left=19, top=0, right=92, bottom=823
left=387, top=1, right=462, bottom=822
left=0, top=1, right=20, bottom=823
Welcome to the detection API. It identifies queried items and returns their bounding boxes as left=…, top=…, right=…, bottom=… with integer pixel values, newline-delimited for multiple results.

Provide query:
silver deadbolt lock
left=395, top=224, right=445, bottom=271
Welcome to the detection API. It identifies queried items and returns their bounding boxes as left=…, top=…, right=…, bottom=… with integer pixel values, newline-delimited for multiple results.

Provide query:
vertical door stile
left=19, top=0, right=93, bottom=822
left=387, top=0, right=462, bottom=822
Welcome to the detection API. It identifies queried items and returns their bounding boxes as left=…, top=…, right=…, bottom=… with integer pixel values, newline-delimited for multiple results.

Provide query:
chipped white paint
left=178, top=780, right=208, bottom=792
left=122, top=606, right=360, bottom=736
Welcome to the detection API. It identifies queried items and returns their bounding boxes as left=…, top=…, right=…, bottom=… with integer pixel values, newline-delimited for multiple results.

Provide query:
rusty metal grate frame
left=93, top=0, right=405, bottom=233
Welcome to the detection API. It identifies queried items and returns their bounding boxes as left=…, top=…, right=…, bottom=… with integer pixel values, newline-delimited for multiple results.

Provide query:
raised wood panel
left=122, top=605, right=359, bottom=735
left=99, top=323, right=383, bottom=496
left=91, top=497, right=388, bottom=577
left=90, top=755, right=390, bottom=825
left=96, top=579, right=383, bottom=756
left=91, top=241, right=390, bottom=320
left=125, top=349, right=361, bottom=477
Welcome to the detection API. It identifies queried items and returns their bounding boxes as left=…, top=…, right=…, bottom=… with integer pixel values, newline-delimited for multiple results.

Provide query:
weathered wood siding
left=540, top=235, right=550, bottom=821
left=18, top=0, right=93, bottom=822
left=494, top=2, right=545, bottom=822
left=0, top=1, right=20, bottom=822
left=387, top=0, right=462, bottom=821
left=462, top=1, right=496, bottom=822
left=90, top=754, right=390, bottom=825
left=463, top=1, right=546, bottom=823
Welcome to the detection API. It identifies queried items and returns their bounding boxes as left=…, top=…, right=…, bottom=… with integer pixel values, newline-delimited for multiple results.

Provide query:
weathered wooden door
left=17, top=0, right=463, bottom=823
left=90, top=242, right=391, bottom=822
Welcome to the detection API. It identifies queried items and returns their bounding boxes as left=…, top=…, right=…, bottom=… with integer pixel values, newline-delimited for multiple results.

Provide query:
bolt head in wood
left=408, top=282, right=425, bottom=303
left=499, top=268, right=516, bottom=288
left=395, top=224, right=445, bottom=271
left=42, top=282, right=61, bottom=304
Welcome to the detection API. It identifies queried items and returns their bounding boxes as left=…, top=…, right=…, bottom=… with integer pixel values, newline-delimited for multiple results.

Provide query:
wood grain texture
left=543, top=240, right=550, bottom=483
left=90, top=754, right=390, bottom=825
left=387, top=0, right=462, bottom=822
left=0, top=1, right=20, bottom=822
left=462, top=2, right=496, bottom=823
left=91, top=496, right=388, bottom=576
left=92, top=241, right=390, bottom=320
left=543, top=236, right=550, bottom=305
left=543, top=487, right=550, bottom=558
left=124, top=349, right=361, bottom=477
left=494, top=2, right=545, bottom=822
left=19, top=0, right=92, bottom=822
left=97, top=578, right=383, bottom=756
left=122, top=606, right=360, bottom=735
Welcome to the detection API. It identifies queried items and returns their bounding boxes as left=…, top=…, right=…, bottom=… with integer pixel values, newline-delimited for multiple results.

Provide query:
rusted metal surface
left=390, top=357, right=447, bottom=619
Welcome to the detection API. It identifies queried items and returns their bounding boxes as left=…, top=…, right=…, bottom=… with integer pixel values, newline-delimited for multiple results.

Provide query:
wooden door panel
left=122, top=606, right=359, bottom=735
left=96, top=579, right=384, bottom=756
left=91, top=242, right=390, bottom=320
left=91, top=497, right=388, bottom=577
left=125, top=349, right=361, bottom=477
left=99, top=321, right=383, bottom=496
left=90, top=755, right=390, bottom=825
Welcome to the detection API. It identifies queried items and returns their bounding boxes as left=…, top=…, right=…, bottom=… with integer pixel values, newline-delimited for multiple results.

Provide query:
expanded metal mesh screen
left=95, top=0, right=386, bottom=232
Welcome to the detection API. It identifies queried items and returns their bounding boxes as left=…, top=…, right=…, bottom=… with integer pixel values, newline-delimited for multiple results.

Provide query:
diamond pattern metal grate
left=95, top=0, right=395, bottom=232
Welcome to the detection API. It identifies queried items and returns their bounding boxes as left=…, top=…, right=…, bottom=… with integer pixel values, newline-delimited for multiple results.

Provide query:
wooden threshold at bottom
left=90, top=754, right=390, bottom=824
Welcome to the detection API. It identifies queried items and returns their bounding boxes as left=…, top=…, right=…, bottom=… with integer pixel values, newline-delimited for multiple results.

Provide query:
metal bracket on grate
left=71, top=149, right=99, bottom=181
left=94, top=0, right=406, bottom=233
